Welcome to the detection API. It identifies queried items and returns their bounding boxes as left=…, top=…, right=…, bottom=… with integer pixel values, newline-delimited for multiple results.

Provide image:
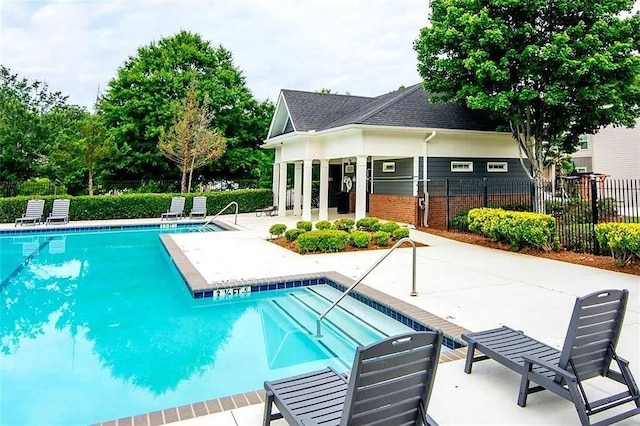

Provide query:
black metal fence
left=0, top=178, right=264, bottom=197
left=437, top=177, right=640, bottom=254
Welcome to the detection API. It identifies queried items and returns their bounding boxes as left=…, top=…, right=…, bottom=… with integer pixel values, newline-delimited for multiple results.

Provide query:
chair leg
left=464, top=342, right=476, bottom=374
left=262, top=390, right=274, bottom=425
left=518, top=360, right=533, bottom=407
left=566, top=381, right=590, bottom=426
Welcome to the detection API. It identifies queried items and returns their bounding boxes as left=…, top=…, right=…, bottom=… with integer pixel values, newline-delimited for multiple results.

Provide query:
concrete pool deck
left=3, top=211, right=638, bottom=425
left=172, top=209, right=640, bottom=426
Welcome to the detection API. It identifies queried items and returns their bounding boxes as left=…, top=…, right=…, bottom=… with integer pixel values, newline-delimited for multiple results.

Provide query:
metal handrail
left=198, top=201, right=238, bottom=231
left=316, top=237, right=417, bottom=337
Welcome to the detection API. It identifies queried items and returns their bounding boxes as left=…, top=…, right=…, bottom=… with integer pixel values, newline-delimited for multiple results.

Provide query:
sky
left=1, top=0, right=431, bottom=109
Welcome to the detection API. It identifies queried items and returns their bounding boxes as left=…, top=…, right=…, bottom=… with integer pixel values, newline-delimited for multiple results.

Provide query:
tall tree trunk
left=187, top=155, right=196, bottom=193
left=181, top=164, right=188, bottom=193
left=88, top=167, right=94, bottom=196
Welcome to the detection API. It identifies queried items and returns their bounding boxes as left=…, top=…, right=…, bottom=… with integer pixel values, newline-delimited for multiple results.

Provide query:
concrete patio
left=169, top=209, right=639, bottom=425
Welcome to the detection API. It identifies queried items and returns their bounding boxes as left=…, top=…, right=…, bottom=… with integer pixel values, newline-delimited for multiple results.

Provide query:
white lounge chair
left=15, top=199, right=45, bottom=226
left=161, top=197, right=185, bottom=220
left=189, top=196, right=207, bottom=219
left=46, top=199, right=70, bottom=225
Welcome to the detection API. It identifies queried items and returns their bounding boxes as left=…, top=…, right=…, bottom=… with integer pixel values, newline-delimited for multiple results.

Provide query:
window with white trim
left=451, top=161, right=473, bottom=172
left=487, top=161, right=508, bottom=172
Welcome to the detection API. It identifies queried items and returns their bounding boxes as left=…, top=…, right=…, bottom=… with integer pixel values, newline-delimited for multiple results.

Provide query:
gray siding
left=426, top=157, right=531, bottom=180
left=371, top=158, right=414, bottom=196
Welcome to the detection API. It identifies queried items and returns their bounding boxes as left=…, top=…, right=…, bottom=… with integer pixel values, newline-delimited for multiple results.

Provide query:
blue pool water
left=0, top=226, right=413, bottom=425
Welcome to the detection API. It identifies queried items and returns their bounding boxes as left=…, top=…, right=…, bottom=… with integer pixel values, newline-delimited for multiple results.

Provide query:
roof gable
left=266, top=84, right=503, bottom=138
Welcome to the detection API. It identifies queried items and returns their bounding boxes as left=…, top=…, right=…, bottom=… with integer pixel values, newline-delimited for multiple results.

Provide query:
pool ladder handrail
left=316, top=237, right=418, bottom=337
left=198, top=201, right=238, bottom=231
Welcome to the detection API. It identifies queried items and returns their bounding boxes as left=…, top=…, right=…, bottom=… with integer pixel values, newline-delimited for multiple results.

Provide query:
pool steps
left=270, top=285, right=417, bottom=368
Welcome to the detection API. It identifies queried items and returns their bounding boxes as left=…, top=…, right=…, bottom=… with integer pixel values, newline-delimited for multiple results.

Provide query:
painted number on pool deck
left=212, top=286, right=251, bottom=300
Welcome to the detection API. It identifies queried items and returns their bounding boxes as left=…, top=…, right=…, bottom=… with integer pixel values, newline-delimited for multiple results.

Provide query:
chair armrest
left=522, top=354, right=576, bottom=382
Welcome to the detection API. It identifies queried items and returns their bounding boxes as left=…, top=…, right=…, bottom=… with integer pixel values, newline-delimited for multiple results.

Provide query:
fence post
left=529, top=179, right=535, bottom=212
left=590, top=176, right=600, bottom=255
left=445, top=178, right=450, bottom=231
left=482, top=177, right=488, bottom=207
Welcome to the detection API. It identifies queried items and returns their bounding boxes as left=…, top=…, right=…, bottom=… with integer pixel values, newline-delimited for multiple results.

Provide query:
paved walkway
left=171, top=210, right=639, bottom=425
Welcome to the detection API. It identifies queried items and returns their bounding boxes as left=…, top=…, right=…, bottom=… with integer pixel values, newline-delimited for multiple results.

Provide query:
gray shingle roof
left=279, top=84, right=502, bottom=134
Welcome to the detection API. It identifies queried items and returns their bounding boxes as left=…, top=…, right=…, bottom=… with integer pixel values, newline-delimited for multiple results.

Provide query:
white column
left=355, top=155, right=367, bottom=220
left=293, top=162, right=302, bottom=216
left=278, top=162, right=287, bottom=217
left=271, top=163, right=280, bottom=207
left=319, top=159, right=329, bottom=221
left=302, top=159, right=313, bottom=221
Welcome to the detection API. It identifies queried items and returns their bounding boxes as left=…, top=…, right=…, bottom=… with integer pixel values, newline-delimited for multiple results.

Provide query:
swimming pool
left=0, top=226, right=414, bottom=425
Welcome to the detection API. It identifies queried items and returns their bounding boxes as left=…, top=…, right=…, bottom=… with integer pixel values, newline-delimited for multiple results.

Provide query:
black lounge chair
left=263, top=330, right=442, bottom=426
left=462, top=289, right=640, bottom=426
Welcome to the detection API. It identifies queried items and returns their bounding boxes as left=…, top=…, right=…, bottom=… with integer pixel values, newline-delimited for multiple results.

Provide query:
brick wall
left=426, top=194, right=532, bottom=230
left=369, top=194, right=420, bottom=225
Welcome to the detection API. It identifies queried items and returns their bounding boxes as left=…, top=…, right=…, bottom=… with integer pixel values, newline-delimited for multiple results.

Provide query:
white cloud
left=1, top=0, right=429, bottom=108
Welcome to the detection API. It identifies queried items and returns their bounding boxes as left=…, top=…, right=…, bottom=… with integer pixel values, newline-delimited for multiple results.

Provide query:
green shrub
left=296, top=221, right=312, bottom=232
left=468, top=208, right=558, bottom=251
left=315, top=220, right=332, bottom=230
left=373, top=231, right=391, bottom=246
left=0, top=189, right=273, bottom=223
left=284, top=228, right=306, bottom=242
left=356, top=217, right=380, bottom=231
left=17, top=177, right=66, bottom=196
left=350, top=230, right=372, bottom=248
left=297, top=230, right=350, bottom=253
left=490, top=202, right=532, bottom=212
left=391, top=227, right=410, bottom=240
left=332, top=218, right=355, bottom=232
left=595, top=222, right=640, bottom=266
left=269, top=223, right=287, bottom=238
left=379, top=221, right=400, bottom=233
left=450, top=208, right=472, bottom=231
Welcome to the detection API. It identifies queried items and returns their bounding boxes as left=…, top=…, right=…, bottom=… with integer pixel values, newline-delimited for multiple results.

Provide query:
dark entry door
left=328, top=164, right=342, bottom=207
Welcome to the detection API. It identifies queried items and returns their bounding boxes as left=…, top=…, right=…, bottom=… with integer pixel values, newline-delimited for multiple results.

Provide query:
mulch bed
left=419, top=227, right=640, bottom=277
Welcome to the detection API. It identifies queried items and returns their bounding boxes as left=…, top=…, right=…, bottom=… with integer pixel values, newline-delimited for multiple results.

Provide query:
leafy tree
left=99, top=30, right=273, bottom=183
left=158, top=83, right=226, bottom=193
left=0, top=66, right=69, bottom=184
left=415, top=0, right=640, bottom=185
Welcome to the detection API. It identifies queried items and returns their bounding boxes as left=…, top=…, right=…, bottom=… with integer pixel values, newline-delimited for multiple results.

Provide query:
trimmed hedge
left=269, top=223, right=287, bottom=238
left=296, top=221, right=313, bottom=232
left=379, top=221, right=400, bottom=233
left=315, top=220, right=332, bottom=230
left=350, top=230, right=372, bottom=248
left=284, top=228, right=306, bottom=242
left=332, top=218, right=355, bottom=232
left=356, top=217, right=380, bottom=231
left=391, top=227, right=410, bottom=240
left=468, top=207, right=559, bottom=251
left=0, top=189, right=272, bottom=223
left=595, top=222, right=640, bottom=266
left=373, top=231, right=390, bottom=246
left=297, top=230, right=349, bottom=253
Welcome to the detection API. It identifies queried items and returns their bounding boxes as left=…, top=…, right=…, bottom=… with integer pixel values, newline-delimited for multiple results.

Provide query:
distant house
left=571, top=118, right=640, bottom=181
left=261, top=84, right=530, bottom=227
